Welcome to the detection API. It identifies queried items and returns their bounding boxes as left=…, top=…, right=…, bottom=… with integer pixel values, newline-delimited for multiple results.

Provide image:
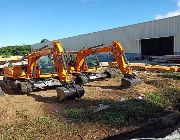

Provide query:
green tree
left=0, top=45, right=32, bottom=57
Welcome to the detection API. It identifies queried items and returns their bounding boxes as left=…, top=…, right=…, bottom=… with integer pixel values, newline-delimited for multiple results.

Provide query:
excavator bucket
left=56, top=84, right=84, bottom=101
left=121, top=76, right=141, bottom=87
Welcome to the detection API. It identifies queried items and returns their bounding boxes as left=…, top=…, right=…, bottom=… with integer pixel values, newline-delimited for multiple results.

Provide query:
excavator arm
left=110, top=41, right=133, bottom=76
left=52, top=41, right=73, bottom=83
left=75, top=40, right=132, bottom=75
left=74, top=40, right=141, bottom=87
left=26, top=47, right=51, bottom=78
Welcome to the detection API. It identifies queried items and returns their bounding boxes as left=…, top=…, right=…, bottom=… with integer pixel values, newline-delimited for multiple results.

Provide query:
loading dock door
left=141, top=36, right=174, bottom=56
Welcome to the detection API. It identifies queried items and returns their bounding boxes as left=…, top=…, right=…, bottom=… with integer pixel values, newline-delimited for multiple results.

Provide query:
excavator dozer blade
left=56, top=85, right=84, bottom=101
left=121, top=77, right=141, bottom=88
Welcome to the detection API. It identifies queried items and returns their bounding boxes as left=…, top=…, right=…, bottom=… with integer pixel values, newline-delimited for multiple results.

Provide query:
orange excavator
left=71, top=40, right=141, bottom=87
left=65, top=50, right=106, bottom=83
left=3, top=40, right=84, bottom=101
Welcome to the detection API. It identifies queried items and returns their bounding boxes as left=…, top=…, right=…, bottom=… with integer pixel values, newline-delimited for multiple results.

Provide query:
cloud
left=155, top=0, right=180, bottom=19
left=155, top=9, right=180, bottom=19
left=178, top=0, right=180, bottom=7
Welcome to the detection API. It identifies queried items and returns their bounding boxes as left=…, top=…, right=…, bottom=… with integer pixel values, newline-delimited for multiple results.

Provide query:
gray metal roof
left=32, top=15, right=180, bottom=54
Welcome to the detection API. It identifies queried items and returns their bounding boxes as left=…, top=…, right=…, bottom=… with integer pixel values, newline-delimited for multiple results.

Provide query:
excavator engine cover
left=121, top=76, right=141, bottom=87
left=56, top=85, right=84, bottom=101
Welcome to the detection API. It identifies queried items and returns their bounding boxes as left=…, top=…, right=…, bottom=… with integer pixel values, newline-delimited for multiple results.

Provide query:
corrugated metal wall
left=32, top=15, right=180, bottom=59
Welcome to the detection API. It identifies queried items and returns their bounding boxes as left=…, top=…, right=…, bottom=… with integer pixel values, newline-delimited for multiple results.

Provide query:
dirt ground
left=0, top=77, right=156, bottom=125
left=0, top=72, right=179, bottom=139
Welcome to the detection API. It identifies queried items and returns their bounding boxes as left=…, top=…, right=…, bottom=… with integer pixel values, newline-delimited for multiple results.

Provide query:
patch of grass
left=145, top=79, right=174, bottom=88
left=0, top=115, right=77, bottom=140
left=63, top=108, right=94, bottom=122
left=142, top=71, right=180, bottom=111
left=62, top=99, right=167, bottom=127
left=146, top=86, right=180, bottom=110
left=162, top=87, right=180, bottom=109
left=158, top=72, right=180, bottom=80
left=146, top=92, right=166, bottom=107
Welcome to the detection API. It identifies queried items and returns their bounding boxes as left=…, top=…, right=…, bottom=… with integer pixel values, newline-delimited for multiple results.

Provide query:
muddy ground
left=0, top=72, right=179, bottom=140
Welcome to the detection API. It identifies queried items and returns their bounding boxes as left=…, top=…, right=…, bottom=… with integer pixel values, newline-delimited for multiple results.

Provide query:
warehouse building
left=33, top=15, right=180, bottom=61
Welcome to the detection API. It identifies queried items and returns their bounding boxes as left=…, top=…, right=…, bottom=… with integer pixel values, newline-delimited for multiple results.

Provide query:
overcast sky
left=0, top=0, right=180, bottom=47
